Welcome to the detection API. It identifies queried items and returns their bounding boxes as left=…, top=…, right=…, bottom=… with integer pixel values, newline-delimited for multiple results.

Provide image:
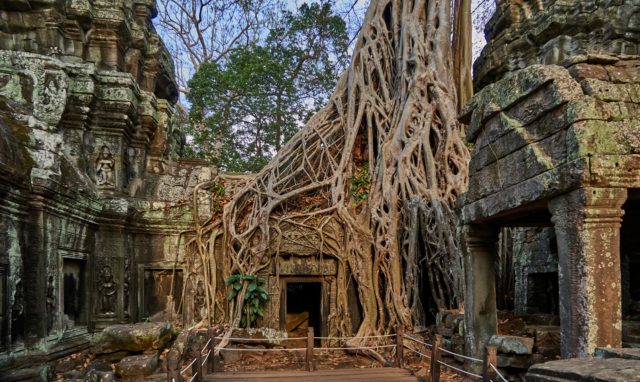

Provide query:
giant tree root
left=190, top=0, right=470, bottom=342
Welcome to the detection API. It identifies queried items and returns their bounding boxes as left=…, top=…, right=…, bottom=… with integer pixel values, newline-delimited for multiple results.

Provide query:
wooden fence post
left=166, top=353, right=182, bottom=382
left=207, top=328, right=216, bottom=374
left=395, top=326, right=404, bottom=368
left=483, top=345, right=498, bottom=381
left=306, top=326, right=315, bottom=372
left=429, top=335, right=443, bottom=382
left=191, top=344, right=203, bottom=382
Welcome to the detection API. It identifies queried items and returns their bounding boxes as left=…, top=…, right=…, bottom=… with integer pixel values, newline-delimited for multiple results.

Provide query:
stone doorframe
left=57, top=250, right=90, bottom=333
left=463, top=187, right=627, bottom=359
left=279, top=276, right=331, bottom=340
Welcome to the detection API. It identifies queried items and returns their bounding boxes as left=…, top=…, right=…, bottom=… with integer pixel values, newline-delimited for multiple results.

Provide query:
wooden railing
left=167, top=328, right=217, bottom=382
left=403, top=333, right=507, bottom=382
left=167, top=328, right=509, bottom=382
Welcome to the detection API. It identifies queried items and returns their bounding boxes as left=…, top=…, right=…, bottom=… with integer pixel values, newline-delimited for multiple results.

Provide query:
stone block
left=84, top=369, right=115, bottom=382
left=595, top=347, right=640, bottom=360
left=529, top=325, right=561, bottom=358
left=606, top=65, right=640, bottom=83
left=525, top=358, right=640, bottom=382
left=567, top=63, right=610, bottom=82
left=464, top=65, right=583, bottom=142
left=435, top=311, right=450, bottom=326
left=91, top=322, right=176, bottom=354
left=444, top=313, right=463, bottom=328
left=436, top=325, right=453, bottom=337
left=221, top=347, right=242, bottom=363
left=467, top=129, right=567, bottom=203
left=86, top=359, right=113, bottom=373
left=115, top=354, right=159, bottom=381
left=488, top=335, right=534, bottom=355
left=580, top=79, right=640, bottom=103
left=497, top=354, right=536, bottom=369
left=95, top=350, right=129, bottom=363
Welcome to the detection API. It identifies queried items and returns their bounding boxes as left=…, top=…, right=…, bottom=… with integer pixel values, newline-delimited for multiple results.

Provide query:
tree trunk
left=198, top=0, right=470, bottom=343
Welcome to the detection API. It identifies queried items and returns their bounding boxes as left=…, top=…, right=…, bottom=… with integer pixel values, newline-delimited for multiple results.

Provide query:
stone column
left=463, top=224, right=499, bottom=360
left=548, top=187, right=626, bottom=358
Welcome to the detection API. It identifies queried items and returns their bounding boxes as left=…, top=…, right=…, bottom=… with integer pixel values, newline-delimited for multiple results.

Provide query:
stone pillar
left=548, top=187, right=626, bottom=358
left=463, top=224, right=499, bottom=360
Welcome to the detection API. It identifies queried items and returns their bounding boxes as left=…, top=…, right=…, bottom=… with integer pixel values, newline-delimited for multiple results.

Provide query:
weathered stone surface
left=596, top=347, right=640, bottom=360
left=115, top=354, right=159, bottom=378
left=474, top=0, right=640, bottom=90
left=549, top=187, right=626, bottom=357
left=463, top=225, right=499, bottom=359
left=0, top=0, right=214, bottom=377
left=497, top=353, right=543, bottom=369
left=2, top=365, right=50, bottom=382
left=530, top=326, right=561, bottom=358
left=86, top=359, right=113, bottom=373
left=464, top=0, right=640, bottom=372
left=95, top=351, right=129, bottom=364
left=488, top=335, right=534, bottom=355
left=84, top=369, right=115, bottom=382
left=525, top=358, right=640, bottom=382
left=64, top=369, right=85, bottom=379
left=91, top=323, right=175, bottom=354
left=462, top=65, right=583, bottom=142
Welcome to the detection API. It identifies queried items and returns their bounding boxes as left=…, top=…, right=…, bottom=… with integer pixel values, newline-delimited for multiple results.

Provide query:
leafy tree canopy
left=185, top=1, right=350, bottom=172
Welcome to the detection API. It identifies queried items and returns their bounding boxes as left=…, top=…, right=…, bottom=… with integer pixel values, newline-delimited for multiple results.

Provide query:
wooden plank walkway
left=205, top=367, right=418, bottom=381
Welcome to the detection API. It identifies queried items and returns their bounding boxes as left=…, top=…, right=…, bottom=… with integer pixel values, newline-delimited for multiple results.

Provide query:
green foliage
left=209, top=181, right=226, bottom=197
left=186, top=1, right=349, bottom=172
left=208, top=181, right=226, bottom=213
left=225, top=274, right=269, bottom=328
left=349, top=165, right=371, bottom=202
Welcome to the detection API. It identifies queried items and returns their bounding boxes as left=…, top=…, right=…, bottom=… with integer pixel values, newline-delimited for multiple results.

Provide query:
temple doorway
left=282, top=279, right=323, bottom=344
left=621, top=189, right=640, bottom=346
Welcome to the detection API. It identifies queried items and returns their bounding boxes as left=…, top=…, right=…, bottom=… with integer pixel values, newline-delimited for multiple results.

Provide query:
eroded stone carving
left=96, top=146, right=115, bottom=187
left=193, top=280, right=205, bottom=322
left=46, top=275, right=55, bottom=334
left=98, top=266, right=117, bottom=315
left=123, top=257, right=130, bottom=317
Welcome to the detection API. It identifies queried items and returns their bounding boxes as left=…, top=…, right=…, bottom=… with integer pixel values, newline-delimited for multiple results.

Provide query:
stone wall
left=475, top=0, right=640, bottom=90
left=0, top=0, right=213, bottom=371
left=462, top=0, right=640, bottom=360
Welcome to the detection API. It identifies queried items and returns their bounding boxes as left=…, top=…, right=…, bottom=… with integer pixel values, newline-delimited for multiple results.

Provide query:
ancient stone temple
left=0, top=0, right=213, bottom=372
left=462, top=0, right=640, bottom=360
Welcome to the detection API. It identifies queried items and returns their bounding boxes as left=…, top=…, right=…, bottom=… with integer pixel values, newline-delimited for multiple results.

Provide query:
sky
left=154, top=0, right=494, bottom=101
left=288, top=0, right=491, bottom=59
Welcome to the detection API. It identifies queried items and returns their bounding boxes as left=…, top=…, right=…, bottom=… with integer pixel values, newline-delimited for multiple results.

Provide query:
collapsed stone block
left=115, top=354, right=159, bottom=382
left=91, top=322, right=175, bottom=354
left=489, top=335, right=534, bottom=355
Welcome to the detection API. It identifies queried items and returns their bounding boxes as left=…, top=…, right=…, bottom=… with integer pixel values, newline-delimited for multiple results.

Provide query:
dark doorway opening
left=417, top=221, right=439, bottom=325
left=63, top=258, right=86, bottom=327
left=285, top=282, right=321, bottom=343
left=622, top=191, right=640, bottom=346
left=526, top=272, right=559, bottom=315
